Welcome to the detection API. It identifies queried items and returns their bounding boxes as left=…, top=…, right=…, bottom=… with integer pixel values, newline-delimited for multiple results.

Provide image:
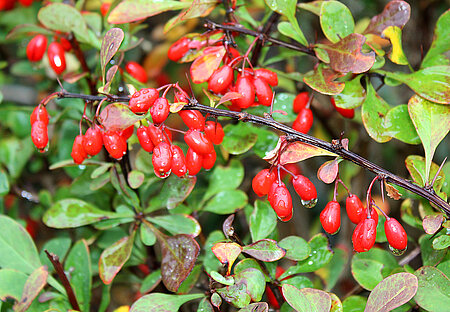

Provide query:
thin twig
left=250, top=11, right=280, bottom=66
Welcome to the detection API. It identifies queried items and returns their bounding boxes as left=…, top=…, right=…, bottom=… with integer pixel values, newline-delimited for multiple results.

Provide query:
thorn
left=380, top=178, right=385, bottom=203
left=430, top=157, right=447, bottom=189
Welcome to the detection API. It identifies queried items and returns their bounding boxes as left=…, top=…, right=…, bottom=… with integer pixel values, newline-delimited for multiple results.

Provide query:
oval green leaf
left=320, top=1, right=354, bottom=43
left=282, top=285, right=332, bottom=312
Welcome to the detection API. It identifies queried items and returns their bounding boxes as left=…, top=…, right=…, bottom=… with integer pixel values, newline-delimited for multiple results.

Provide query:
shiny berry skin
left=253, top=77, right=273, bottom=107
left=331, top=97, right=355, bottom=119
left=252, top=169, right=277, bottom=197
left=346, top=194, right=365, bottom=224
left=186, top=148, right=203, bottom=176
left=320, top=201, right=341, bottom=234
left=361, top=207, right=379, bottom=226
left=184, top=129, right=214, bottom=154
left=280, top=163, right=302, bottom=182
left=59, top=37, right=72, bottom=52
left=171, top=145, right=187, bottom=177
left=150, top=98, right=170, bottom=124
left=31, top=120, right=48, bottom=150
left=204, top=121, right=224, bottom=145
left=47, top=42, right=66, bottom=75
left=352, top=218, right=377, bottom=252
left=26, top=35, right=47, bottom=62
left=254, top=68, right=278, bottom=86
left=292, top=174, right=317, bottom=202
left=202, top=149, right=216, bottom=170
left=174, top=90, right=189, bottom=103
left=102, top=131, right=127, bottom=159
left=83, top=127, right=103, bottom=156
left=129, top=88, right=159, bottom=113
left=30, top=105, right=49, bottom=125
left=137, top=126, right=154, bottom=153
left=384, top=218, right=407, bottom=250
left=293, top=92, right=310, bottom=114
left=292, top=108, right=313, bottom=134
left=234, top=76, right=255, bottom=109
left=268, top=182, right=293, bottom=221
left=208, top=65, right=234, bottom=94
left=178, top=110, right=205, bottom=131
left=100, top=2, right=111, bottom=16
left=152, top=142, right=172, bottom=178
left=71, top=135, right=87, bottom=164
left=125, top=61, right=148, bottom=83
left=168, top=37, right=190, bottom=62
left=148, top=124, right=171, bottom=145
left=119, top=125, right=134, bottom=140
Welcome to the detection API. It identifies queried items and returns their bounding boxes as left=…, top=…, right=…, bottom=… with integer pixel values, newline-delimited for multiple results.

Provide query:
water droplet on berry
left=301, top=198, right=318, bottom=208
left=389, top=245, right=407, bottom=256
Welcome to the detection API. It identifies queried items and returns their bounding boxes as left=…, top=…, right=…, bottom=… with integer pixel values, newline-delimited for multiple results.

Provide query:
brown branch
left=44, top=250, right=81, bottom=311
left=250, top=11, right=280, bottom=66
left=68, top=33, right=97, bottom=95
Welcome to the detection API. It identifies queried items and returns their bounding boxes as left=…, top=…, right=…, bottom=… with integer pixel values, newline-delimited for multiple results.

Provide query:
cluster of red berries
left=30, top=104, right=50, bottom=152
left=27, top=33, right=71, bottom=75
left=0, top=0, right=35, bottom=10
left=252, top=166, right=317, bottom=221
left=292, top=92, right=314, bottom=134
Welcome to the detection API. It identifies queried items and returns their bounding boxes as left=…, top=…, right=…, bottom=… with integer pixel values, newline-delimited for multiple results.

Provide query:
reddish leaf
left=217, top=92, right=242, bottom=106
left=170, top=102, right=186, bottom=113
left=222, top=214, right=235, bottom=239
left=242, top=239, right=286, bottom=262
left=282, top=285, right=332, bottom=312
left=384, top=181, right=402, bottom=200
left=100, top=28, right=124, bottom=80
left=239, top=303, right=269, bottom=312
left=364, top=0, right=411, bottom=36
left=320, top=34, right=375, bottom=74
left=190, top=46, right=226, bottom=84
left=317, top=159, right=340, bottom=184
left=423, top=214, right=445, bottom=235
left=13, top=266, right=48, bottom=312
left=164, top=0, right=217, bottom=33
left=104, top=65, right=119, bottom=93
left=212, top=242, right=242, bottom=274
left=303, top=64, right=345, bottom=95
left=99, top=103, right=143, bottom=131
left=63, top=72, right=89, bottom=84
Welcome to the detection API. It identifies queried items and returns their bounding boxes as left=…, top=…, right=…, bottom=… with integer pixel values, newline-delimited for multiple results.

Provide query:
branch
left=250, top=11, right=280, bottom=65
left=67, top=33, right=97, bottom=95
left=53, top=91, right=450, bottom=216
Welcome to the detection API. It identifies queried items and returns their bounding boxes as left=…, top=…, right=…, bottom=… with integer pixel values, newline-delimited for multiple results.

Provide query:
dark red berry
left=26, top=34, right=47, bottom=62
left=202, top=149, right=216, bottom=170
left=253, top=77, right=273, bottom=107
left=292, top=174, right=317, bottom=202
left=293, top=92, right=309, bottom=114
left=137, top=126, right=154, bottom=153
left=83, top=127, right=103, bottom=156
left=184, top=129, right=214, bottom=155
left=119, top=125, right=134, bottom=140
left=71, top=135, right=87, bottom=164
left=385, top=218, right=407, bottom=250
left=234, top=76, right=255, bottom=109
left=292, top=108, right=313, bottom=134
left=102, top=130, right=127, bottom=159
left=208, top=65, right=234, bottom=94
left=320, top=201, right=341, bottom=235
left=31, top=120, right=48, bottom=151
left=178, top=110, right=205, bottom=131
left=168, top=37, right=190, bottom=61
left=268, top=182, right=293, bottom=221
left=204, top=121, right=224, bottom=145
left=129, top=88, right=159, bottom=113
left=171, top=145, right=187, bottom=177
left=252, top=169, right=277, bottom=197
left=352, top=218, right=377, bottom=252
left=346, top=194, right=365, bottom=224
left=30, top=105, right=49, bottom=125
left=125, top=61, right=148, bottom=83
left=186, top=148, right=202, bottom=176
left=254, top=68, right=278, bottom=87
left=152, top=142, right=172, bottom=178
left=331, top=97, right=355, bottom=119
left=47, top=42, right=66, bottom=75
left=150, top=98, right=170, bottom=124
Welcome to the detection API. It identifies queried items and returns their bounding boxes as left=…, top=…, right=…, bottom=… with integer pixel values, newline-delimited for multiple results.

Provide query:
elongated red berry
left=208, top=65, right=234, bottom=94
left=346, top=194, right=365, bottom=224
left=27, top=34, right=47, bottom=62
left=352, top=218, right=377, bottom=252
left=83, top=127, right=103, bottom=156
left=254, top=68, right=278, bottom=86
left=137, top=126, right=154, bottom=153
left=148, top=124, right=171, bottom=145
left=234, top=76, right=255, bottom=109
left=31, top=120, right=48, bottom=150
left=168, top=37, right=190, bottom=62
left=125, top=61, right=148, bottom=83
left=102, top=130, right=127, bottom=159
left=186, top=148, right=202, bottom=176
left=71, top=135, right=87, bottom=164
left=204, top=121, right=224, bottom=145
left=184, top=129, right=214, bottom=155
left=47, top=42, right=66, bottom=75
left=252, top=169, right=277, bottom=197
left=150, top=98, right=170, bottom=124
left=253, top=77, right=273, bottom=107
left=100, top=2, right=111, bottom=16
left=152, top=142, right=172, bottom=178
left=129, top=88, right=159, bottom=113
left=292, top=108, right=313, bottom=134
left=292, top=174, right=317, bottom=201
left=330, top=97, right=354, bottom=119
left=268, top=182, right=293, bottom=221
left=361, top=207, right=379, bottom=226
left=119, top=125, right=134, bottom=141
left=320, top=201, right=341, bottom=234
left=59, top=37, right=72, bottom=52
left=30, top=105, right=49, bottom=125
left=171, top=145, right=187, bottom=177
left=202, top=149, right=216, bottom=170
left=178, top=110, right=205, bottom=131
left=293, top=92, right=309, bottom=114
left=174, top=90, right=189, bottom=103
left=19, top=0, right=32, bottom=6
left=384, top=217, right=407, bottom=250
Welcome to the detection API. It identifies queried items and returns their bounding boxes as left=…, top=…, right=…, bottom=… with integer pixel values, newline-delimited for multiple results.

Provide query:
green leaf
left=0, top=137, right=33, bottom=179
left=382, top=26, right=409, bottom=65
left=384, top=105, right=420, bottom=144
left=149, top=175, right=197, bottom=210
left=242, top=239, right=286, bottom=262
left=239, top=303, right=269, bottom=312
left=147, top=214, right=201, bottom=237
left=414, top=266, right=450, bottom=311
left=140, top=222, right=156, bottom=246
left=249, top=200, right=277, bottom=242
left=342, top=296, right=366, bottom=312
left=203, top=231, right=225, bottom=274
left=319, top=1, right=354, bottom=43
left=433, top=235, right=450, bottom=250
left=408, top=95, right=450, bottom=182
left=140, top=269, right=161, bottom=294
left=43, top=199, right=118, bottom=229
left=419, top=234, right=447, bottom=266
left=363, top=0, right=411, bottom=36
left=282, top=285, right=331, bottom=312
left=303, top=64, right=345, bottom=95
left=99, top=232, right=136, bottom=285
left=0, top=169, right=10, bottom=196
left=0, top=269, right=28, bottom=301
left=6, top=23, right=54, bottom=40
left=130, top=293, right=204, bottom=312
left=252, top=127, right=279, bottom=158
left=100, top=28, right=124, bottom=82
left=332, top=76, right=366, bottom=109
left=64, top=240, right=91, bottom=312
left=281, top=275, right=313, bottom=290
left=128, top=170, right=145, bottom=189
left=422, top=10, right=450, bottom=68
left=210, top=270, right=235, bottom=286
left=222, top=123, right=258, bottom=155
left=352, top=248, right=400, bottom=277
left=405, top=156, right=446, bottom=194
left=278, top=21, right=307, bottom=45
left=99, top=103, right=143, bottom=131
left=204, top=159, right=244, bottom=200
left=203, top=190, right=248, bottom=214
left=197, top=297, right=214, bottom=312
left=278, top=236, right=310, bottom=261
left=351, top=259, right=384, bottom=290
left=13, top=266, right=48, bottom=312
left=234, top=259, right=266, bottom=280
left=316, top=247, right=348, bottom=291
left=177, top=264, right=202, bottom=294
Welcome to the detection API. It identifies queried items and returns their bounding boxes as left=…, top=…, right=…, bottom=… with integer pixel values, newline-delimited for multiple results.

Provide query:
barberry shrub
left=0, top=1, right=449, bottom=312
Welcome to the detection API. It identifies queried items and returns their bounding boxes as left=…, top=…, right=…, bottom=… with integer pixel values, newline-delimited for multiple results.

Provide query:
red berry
left=202, top=149, right=216, bottom=170
left=184, top=129, right=214, bottom=155
left=384, top=218, right=407, bottom=250
left=102, top=130, right=127, bottom=159
left=178, top=110, right=205, bottom=131
left=118, top=125, right=134, bottom=141
left=330, top=97, right=355, bottom=119
left=223, top=47, right=241, bottom=64
left=174, top=90, right=189, bottom=103
left=293, top=92, right=309, bottom=114
left=152, top=142, right=172, bottom=178
left=83, top=127, right=103, bottom=156
left=320, top=201, right=341, bottom=234
left=171, top=145, right=187, bottom=177
left=204, top=121, right=224, bottom=145
left=148, top=124, right=171, bottom=146
left=129, top=88, right=159, bottom=113
left=59, top=37, right=72, bottom=52
left=346, top=194, right=365, bottom=224
left=186, top=148, right=203, bottom=176
left=47, top=42, right=66, bottom=75
left=150, top=98, right=170, bottom=124
left=292, top=174, right=317, bottom=202
left=352, top=218, right=377, bottom=252
left=254, top=68, right=278, bottom=87
left=100, top=2, right=111, bottom=16
left=19, top=0, right=32, bottom=6
left=234, top=76, right=255, bottom=109
left=265, top=266, right=285, bottom=309
left=30, top=105, right=49, bottom=125
left=292, top=108, right=313, bottom=134
left=137, top=126, right=154, bottom=153
left=168, top=37, right=190, bottom=62
left=361, top=207, right=379, bottom=226
left=26, top=34, right=47, bottom=62
left=280, top=163, right=302, bottom=182
left=71, top=135, right=87, bottom=164
left=125, top=61, right=148, bottom=83
left=253, top=77, right=273, bottom=107
left=31, top=120, right=48, bottom=150
left=268, top=182, right=293, bottom=221
left=252, top=169, right=277, bottom=197
left=208, top=65, right=234, bottom=94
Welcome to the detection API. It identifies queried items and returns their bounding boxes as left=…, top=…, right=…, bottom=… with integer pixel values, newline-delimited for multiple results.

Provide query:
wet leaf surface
left=13, top=266, right=48, bottom=312
left=422, top=10, right=450, bottom=68
left=414, top=266, right=450, bottom=311
left=278, top=236, right=310, bottom=261
left=282, top=285, right=331, bottom=312
left=364, top=0, right=411, bottom=36
left=382, top=26, right=409, bottom=65
left=249, top=200, right=277, bottom=242
left=361, top=82, right=391, bottom=143
left=99, top=103, right=143, bottom=131
left=317, top=159, right=340, bottom=184
left=242, top=239, right=286, bottom=262
left=303, top=64, right=345, bottom=95
left=320, top=1, right=354, bottom=43
left=423, top=214, right=445, bottom=235
left=212, top=242, right=242, bottom=274
left=190, top=46, right=226, bottom=83
left=100, top=28, right=124, bottom=79
left=130, top=292, right=204, bottom=312
left=332, top=76, right=366, bottom=109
